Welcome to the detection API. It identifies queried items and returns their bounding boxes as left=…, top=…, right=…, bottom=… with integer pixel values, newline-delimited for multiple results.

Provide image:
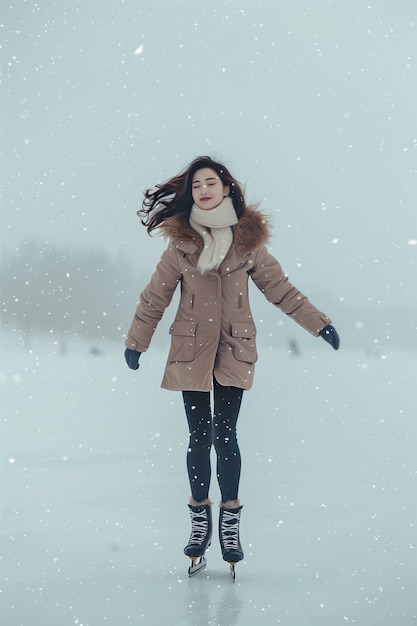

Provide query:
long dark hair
left=138, top=156, right=247, bottom=235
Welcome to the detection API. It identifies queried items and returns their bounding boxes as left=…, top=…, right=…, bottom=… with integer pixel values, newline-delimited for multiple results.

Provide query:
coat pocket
left=231, top=322, right=258, bottom=363
left=168, top=321, right=197, bottom=362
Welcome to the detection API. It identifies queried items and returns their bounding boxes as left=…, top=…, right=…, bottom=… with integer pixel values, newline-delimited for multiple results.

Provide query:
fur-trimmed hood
left=159, top=205, right=271, bottom=255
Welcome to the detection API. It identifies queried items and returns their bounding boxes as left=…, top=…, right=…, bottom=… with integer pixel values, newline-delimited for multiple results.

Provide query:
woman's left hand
left=319, top=325, right=340, bottom=350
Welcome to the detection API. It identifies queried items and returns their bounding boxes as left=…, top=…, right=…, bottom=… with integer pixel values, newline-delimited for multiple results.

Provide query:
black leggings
left=182, top=377, right=243, bottom=503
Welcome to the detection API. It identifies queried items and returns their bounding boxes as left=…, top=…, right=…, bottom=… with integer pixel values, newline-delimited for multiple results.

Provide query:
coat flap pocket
left=231, top=322, right=256, bottom=338
left=169, top=321, right=197, bottom=337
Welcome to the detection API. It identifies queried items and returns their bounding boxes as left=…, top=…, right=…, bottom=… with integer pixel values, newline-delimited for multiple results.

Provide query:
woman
left=124, top=156, right=339, bottom=579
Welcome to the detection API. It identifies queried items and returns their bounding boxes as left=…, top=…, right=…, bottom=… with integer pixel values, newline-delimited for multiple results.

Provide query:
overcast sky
left=1, top=0, right=416, bottom=346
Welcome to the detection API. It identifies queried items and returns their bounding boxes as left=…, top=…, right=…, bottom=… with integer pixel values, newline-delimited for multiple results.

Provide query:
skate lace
left=220, top=510, right=240, bottom=550
left=189, top=510, right=208, bottom=545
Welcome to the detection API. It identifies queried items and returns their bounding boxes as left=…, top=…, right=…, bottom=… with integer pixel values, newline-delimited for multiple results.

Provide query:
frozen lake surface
left=1, top=333, right=416, bottom=625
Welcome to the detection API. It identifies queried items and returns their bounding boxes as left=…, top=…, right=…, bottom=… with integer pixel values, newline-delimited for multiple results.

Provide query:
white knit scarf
left=189, top=196, right=238, bottom=274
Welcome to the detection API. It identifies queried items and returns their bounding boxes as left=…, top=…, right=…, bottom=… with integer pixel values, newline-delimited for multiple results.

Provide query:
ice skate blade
left=188, top=556, right=207, bottom=577
left=229, top=562, right=236, bottom=582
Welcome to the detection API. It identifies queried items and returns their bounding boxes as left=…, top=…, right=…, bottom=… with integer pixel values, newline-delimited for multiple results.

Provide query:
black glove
left=124, top=348, right=141, bottom=370
left=319, top=325, right=340, bottom=350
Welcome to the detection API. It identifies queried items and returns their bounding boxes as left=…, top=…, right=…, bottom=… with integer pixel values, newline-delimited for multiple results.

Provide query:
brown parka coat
left=125, top=206, right=331, bottom=391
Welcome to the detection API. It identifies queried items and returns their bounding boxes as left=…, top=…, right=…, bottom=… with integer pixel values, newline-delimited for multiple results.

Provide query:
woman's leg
left=213, top=378, right=243, bottom=503
left=182, top=390, right=213, bottom=503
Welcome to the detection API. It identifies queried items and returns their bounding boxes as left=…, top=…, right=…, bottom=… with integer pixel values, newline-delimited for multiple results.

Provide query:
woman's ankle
left=220, top=499, right=241, bottom=509
left=189, top=497, right=213, bottom=506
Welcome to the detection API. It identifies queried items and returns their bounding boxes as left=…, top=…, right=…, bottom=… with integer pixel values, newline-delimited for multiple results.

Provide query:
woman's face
left=191, top=167, right=230, bottom=210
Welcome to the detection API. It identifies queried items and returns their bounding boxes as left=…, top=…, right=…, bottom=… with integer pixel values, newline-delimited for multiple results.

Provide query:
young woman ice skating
left=124, top=156, right=340, bottom=580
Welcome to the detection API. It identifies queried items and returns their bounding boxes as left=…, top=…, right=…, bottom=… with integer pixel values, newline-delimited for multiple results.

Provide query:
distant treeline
left=0, top=240, right=144, bottom=348
left=2, top=241, right=411, bottom=354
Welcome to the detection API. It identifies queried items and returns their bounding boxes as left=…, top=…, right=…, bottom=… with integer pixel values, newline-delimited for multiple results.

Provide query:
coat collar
left=160, top=205, right=271, bottom=255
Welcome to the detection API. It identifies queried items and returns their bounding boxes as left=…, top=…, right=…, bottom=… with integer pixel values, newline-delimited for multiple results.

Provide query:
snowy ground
left=1, top=332, right=416, bottom=625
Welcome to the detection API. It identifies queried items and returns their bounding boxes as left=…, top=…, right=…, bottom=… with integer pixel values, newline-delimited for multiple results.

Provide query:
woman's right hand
left=124, top=348, right=141, bottom=370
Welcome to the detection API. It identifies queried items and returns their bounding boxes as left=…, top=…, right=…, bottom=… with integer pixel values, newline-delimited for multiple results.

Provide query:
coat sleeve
left=125, top=245, right=182, bottom=351
left=249, top=245, right=331, bottom=336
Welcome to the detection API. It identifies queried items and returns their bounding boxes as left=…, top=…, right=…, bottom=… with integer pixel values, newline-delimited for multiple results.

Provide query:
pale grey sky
left=1, top=0, right=416, bottom=347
